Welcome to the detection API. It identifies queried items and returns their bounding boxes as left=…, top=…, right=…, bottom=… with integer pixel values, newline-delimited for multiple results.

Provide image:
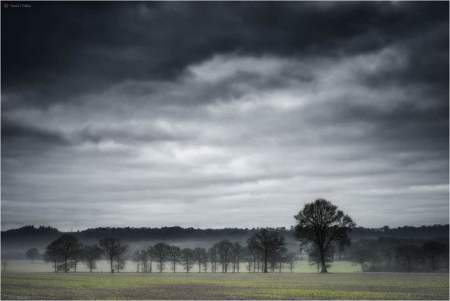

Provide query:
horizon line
left=2, top=223, right=449, bottom=233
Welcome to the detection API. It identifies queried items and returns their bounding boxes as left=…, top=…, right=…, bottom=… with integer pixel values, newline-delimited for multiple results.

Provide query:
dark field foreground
left=1, top=272, right=449, bottom=300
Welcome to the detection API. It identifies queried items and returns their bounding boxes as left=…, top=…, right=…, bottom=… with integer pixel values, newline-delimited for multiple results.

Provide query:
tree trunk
left=110, top=258, right=113, bottom=273
left=319, top=249, right=328, bottom=273
left=264, top=254, right=268, bottom=273
left=64, top=259, right=68, bottom=273
left=149, top=259, right=152, bottom=273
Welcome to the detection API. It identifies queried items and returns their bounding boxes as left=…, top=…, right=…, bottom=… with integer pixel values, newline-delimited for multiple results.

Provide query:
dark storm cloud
left=1, top=117, right=69, bottom=159
left=2, top=1, right=447, bottom=107
left=1, top=1, right=448, bottom=230
left=2, top=118, right=66, bottom=145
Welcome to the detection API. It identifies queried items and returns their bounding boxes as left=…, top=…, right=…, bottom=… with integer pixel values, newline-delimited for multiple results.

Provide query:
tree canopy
left=293, top=198, right=355, bottom=273
left=46, top=234, right=82, bottom=273
left=247, top=228, right=286, bottom=273
left=98, top=237, right=129, bottom=273
left=25, top=248, right=39, bottom=262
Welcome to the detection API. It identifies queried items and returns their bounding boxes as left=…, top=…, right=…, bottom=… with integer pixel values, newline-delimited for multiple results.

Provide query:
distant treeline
left=3, top=224, right=449, bottom=240
left=2, top=225, right=282, bottom=241
left=350, top=225, right=449, bottom=240
left=2, top=224, right=448, bottom=254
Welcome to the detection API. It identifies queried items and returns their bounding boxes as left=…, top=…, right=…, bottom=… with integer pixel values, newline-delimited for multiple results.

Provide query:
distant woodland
left=2, top=224, right=448, bottom=256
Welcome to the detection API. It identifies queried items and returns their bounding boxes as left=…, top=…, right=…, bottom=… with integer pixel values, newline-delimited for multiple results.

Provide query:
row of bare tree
left=43, top=235, right=128, bottom=273
left=34, top=198, right=357, bottom=274
left=23, top=198, right=448, bottom=275
left=8, top=199, right=447, bottom=274
left=40, top=228, right=299, bottom=273
left=129, top=230, right=299, bottom=274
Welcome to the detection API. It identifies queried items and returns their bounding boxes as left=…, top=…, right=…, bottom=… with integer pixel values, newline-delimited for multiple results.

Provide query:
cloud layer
left=2, top=2, right=448, bottom=231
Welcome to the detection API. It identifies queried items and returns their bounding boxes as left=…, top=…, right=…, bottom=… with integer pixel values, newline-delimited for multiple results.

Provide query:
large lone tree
left=293, top=198, right=355, bottom=273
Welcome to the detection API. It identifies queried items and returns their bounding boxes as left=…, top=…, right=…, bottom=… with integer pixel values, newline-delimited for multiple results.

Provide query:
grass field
left=2, top=271, right=449, bottom=300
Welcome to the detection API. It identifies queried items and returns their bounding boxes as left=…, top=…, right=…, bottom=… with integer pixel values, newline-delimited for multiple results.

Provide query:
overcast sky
left=2, top=2, right=448, bottom=231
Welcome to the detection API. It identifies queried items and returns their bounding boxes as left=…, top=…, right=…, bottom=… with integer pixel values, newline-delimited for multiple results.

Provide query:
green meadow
left=1, top=261, right=448, bottom=300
